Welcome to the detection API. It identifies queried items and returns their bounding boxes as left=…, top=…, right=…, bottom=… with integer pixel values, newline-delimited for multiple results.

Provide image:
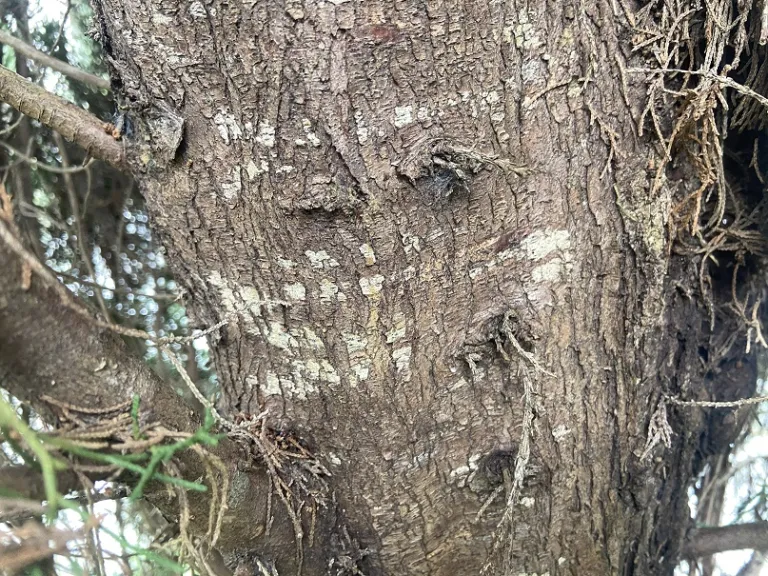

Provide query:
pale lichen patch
left=306, top=249, right=340, bottom=269
left=386, top=314, right=407, bottom=343
left=359, top=275, right=384, bottom=297
left=302, top=327, right=326, bottom=352
left=220, top=166, right=242, bottom=201
left=213, top=110, right=242, bottom=145
left=279, top=373, right=317, bottom=401
left=519, top=229, right=571, bottom=261
left=392, top=345, right=412, bottom=380
left=263, top=372, right=282, bottom=396
left=531, top=257, right=571, bottom=283
left=188, top=1, right=206, bottom=18
left=318, top=278, right=340, bottom=302
left=359, top=243, right=376, bottom=266
left=350, top=362, right=370, bottom=384
left=276, top=256, right=296, bottom=269
left=401, top=232, right=421, bottom=253
left=267, top=321, right=299, bottom=351
left=246, top=159, right=269, bottom=179
left=255, top=122, right=275, bottom=148
left=207, top=271, right=237, bottom=314
left=354, top=110, right=369, bottom=144
left=283, top=282, right=306, bottom=301
left=552, top=424, right=571, bottom=442
left=302, top=119, right=322, bottom=147
left=394, top=105, right=414, bottom=128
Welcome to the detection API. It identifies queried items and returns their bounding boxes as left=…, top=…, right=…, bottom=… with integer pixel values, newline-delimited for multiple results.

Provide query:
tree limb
left=0, top=219, right=185, bottom=432
left=0, top=65, right=127, bottom=172
left=683, top=522, right=768, bottom=557
left=0, top=30, right=111, bottom=92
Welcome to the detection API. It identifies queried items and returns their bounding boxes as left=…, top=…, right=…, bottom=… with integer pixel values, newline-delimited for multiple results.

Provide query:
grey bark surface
left=85, top=0, right=735, bottom=574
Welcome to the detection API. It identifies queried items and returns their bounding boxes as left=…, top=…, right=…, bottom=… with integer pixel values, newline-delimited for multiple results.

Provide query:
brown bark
left=0, top=222, right=183, bottom=429
left=0, top=219, right=330, bottom=566
left=28, top=0, right=756, bottom=575
left=88, top=0, right=706, bottom=574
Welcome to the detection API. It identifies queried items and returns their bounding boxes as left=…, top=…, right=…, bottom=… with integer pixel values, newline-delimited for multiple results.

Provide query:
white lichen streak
left=219, top=166, right=242, bottom=201
left=394, top=105, right=414, bottom=128
left=343, top=332, right=372, bottom=386
left=255, top=122, right=275, bottom=148
left=354, top=110, right=369, bottom=144
left=213, top=110, right=242, bottom=145
left=392, top=346, right=412, bottom=381
left=207, top=272, right=340, bottom=400
left=359, top=243, right=376, bottom=266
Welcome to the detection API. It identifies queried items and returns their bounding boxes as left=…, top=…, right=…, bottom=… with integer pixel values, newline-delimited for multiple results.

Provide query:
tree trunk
left=86, top=1, right=754, bottom=574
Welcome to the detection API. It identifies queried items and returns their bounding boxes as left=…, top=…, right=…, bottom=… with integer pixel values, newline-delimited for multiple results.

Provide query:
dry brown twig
left=481, top=313, right=553, bottom=574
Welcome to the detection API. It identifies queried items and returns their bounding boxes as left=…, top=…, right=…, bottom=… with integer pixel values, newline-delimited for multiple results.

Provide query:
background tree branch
left=0, top=30, right=110, bottom=91
left=0, top=65, right=126, bottom=171
left=0, top=216, right=187, bottom=432
left=683, top=522, right=768, bottom=558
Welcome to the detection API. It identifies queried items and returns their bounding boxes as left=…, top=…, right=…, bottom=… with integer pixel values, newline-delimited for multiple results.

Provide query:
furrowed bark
left=88, top=1, right=709, bottom=574
left=0, top=65, right=126, bottom=171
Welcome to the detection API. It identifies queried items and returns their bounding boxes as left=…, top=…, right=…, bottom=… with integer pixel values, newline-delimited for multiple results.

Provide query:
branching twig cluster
left=481, top=312, right=553, bottom=575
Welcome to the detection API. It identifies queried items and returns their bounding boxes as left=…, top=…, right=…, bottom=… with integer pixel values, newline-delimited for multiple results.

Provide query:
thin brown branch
left=0, top=30, right=110, bottom=91
left=0, top=65, right=127, bottom=172
left=683, top=522, right=768, bottom=558
left=54, top=132, right=111, bottom=323
left=0, top=139, right=96, bottom=174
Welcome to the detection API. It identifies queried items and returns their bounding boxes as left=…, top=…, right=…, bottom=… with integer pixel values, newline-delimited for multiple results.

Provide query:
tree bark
left=47, top=0, right=757, bottom=574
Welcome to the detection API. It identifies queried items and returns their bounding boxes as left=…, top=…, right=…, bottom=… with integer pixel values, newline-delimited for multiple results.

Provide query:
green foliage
left=0, top=392, right=222, bottom=574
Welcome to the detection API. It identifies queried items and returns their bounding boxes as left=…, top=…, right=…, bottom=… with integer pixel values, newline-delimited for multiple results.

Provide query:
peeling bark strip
left=90, top=0, right=736, bottom=574
left=0, top=66, right=127, bottom=171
